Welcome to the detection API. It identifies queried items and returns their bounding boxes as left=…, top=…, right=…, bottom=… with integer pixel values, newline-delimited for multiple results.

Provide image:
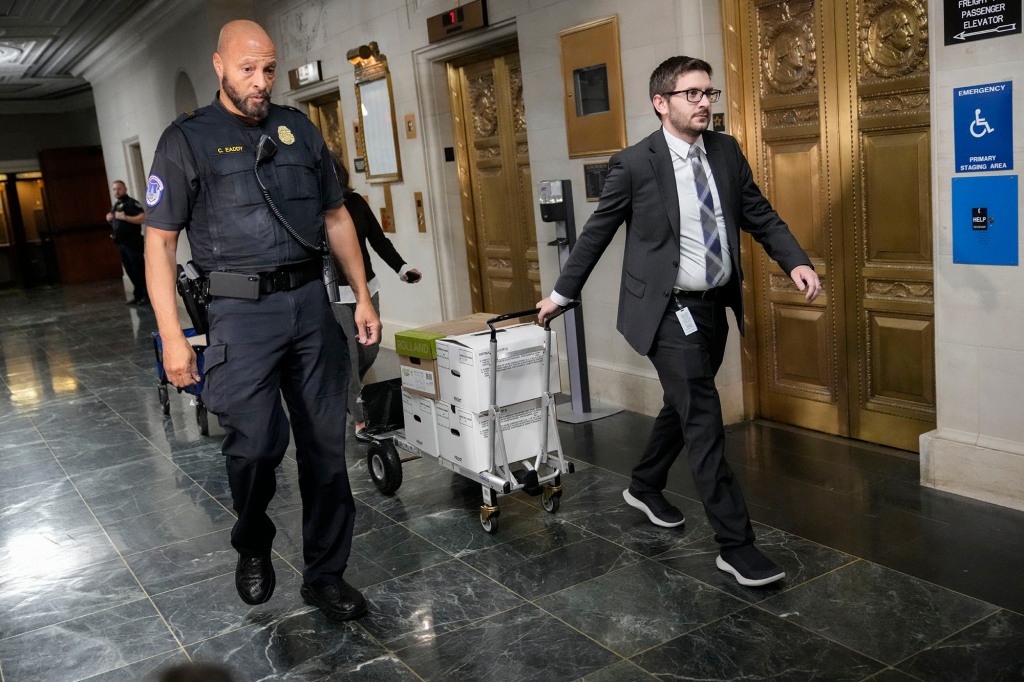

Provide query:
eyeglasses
left=663, top=88, right=722, bottom=103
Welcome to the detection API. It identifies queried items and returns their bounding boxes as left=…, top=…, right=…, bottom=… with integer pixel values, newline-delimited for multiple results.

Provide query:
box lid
left=394, top=313, right=515, bottom=359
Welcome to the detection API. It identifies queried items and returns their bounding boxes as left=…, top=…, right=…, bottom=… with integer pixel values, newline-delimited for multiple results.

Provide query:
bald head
left=213, top=20, right=276, bottom=122
left=217, top=19, right=272, bottom=56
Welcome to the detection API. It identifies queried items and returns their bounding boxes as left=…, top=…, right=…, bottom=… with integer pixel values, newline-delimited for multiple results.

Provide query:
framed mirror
left=349, top=42, right=402, bottom=183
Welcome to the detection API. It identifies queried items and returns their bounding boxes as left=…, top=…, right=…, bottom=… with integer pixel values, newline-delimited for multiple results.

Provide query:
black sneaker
left=623, top=488, right=685, bottom=528
left=716, top=544, right=785, bottom=587
left=301, top=579, right=367, bottom=621
left=354, top=426, right=373, bottom=443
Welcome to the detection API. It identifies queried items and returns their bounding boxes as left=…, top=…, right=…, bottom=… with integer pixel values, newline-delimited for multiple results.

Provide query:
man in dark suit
left=537, top=56, right=820, bottom=587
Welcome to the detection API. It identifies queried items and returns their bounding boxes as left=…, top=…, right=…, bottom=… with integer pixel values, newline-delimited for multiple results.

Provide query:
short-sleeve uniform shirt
left=145, top=96, right=344, bottom=272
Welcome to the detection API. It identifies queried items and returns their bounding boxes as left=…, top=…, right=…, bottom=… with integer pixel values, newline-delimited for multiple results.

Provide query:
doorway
left=307, top=90, right=349, bottom=170
left=126, top=140, right=147, bottom=199
left=448, top=47, right=539, bottom=314
left=724, top=0, right=934, bottom=451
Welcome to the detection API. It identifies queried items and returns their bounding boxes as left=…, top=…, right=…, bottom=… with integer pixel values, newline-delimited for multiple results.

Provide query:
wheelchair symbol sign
left=970, top=109, right=995, bottom=138
left=954, top=81, right=1012, bottom=173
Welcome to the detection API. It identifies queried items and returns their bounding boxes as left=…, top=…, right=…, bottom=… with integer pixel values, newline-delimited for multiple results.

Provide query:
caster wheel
left=480, top=512, right=499, bottom=534
left=158, top=385, right=170, bottom=415
left=196, top=404, right=209, bottom=436
left=542, top=490, right=561, bottom=513
left=368, top=440, right=403, bottom=495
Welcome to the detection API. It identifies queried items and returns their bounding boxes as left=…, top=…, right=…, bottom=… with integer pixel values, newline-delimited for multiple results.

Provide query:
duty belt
left=257, top=260, right=321, bottom=295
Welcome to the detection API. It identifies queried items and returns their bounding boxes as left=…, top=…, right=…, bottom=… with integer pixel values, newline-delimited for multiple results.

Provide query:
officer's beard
left=222, top=76, right=271, bottom=121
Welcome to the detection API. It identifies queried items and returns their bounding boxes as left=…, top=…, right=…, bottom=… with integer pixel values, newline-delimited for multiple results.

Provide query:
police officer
left=144, top=19, right=380, bottom=621
left=106, top=180, right=148, bottom=305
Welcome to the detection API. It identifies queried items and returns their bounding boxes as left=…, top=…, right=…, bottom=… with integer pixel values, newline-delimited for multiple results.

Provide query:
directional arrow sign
left=945, top=0, right=1022, bottom=45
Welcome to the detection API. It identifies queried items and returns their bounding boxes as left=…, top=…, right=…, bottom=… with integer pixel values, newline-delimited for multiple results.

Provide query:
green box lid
left=394, top=330, right=447, bottom=359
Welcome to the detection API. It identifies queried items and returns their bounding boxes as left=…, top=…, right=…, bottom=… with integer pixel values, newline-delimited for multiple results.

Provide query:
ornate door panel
left=449, top=52, right=539, bottom=314
left=307, top=92, right=349, bottom=170
left=726, top=0, right=934, bottom=451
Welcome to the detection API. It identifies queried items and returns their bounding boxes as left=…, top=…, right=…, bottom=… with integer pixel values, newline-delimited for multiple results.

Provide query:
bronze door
left=449, top=51, right=539, bottom=314
left=307, top=91, right=349, bottom=170
left=724, top=0, right=934, bottom=451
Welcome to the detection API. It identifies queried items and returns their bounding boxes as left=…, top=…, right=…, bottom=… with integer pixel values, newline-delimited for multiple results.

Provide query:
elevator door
left=449, top=50, right=539, bottom=314
left=727, top=0, right=934, bottom=451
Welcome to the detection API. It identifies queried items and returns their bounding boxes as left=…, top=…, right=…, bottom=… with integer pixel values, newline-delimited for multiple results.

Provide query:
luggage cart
left=152, top=329, right=210, bottom=436
left=366, top=304, right=579, bottom=533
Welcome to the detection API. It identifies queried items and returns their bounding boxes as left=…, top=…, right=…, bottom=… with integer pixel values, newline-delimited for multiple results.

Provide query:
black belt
left=257, top=260, right=321, bottom=294
left=673, top=286, right=724, bottom=302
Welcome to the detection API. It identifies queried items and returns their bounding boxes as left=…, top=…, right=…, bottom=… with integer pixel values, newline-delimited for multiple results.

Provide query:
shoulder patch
left=146, top=175, right=165, bottom=207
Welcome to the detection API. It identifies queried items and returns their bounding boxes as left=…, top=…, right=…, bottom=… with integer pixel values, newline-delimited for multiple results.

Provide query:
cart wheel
left=542, top=489, right=561, bottom=513
left=480, top=511, right=499, bottom=534
left=158, top=385, right=170, bottom=415
left=367, top=440, right=403, bottom=495
left=196, top=404, right=209, bottom=436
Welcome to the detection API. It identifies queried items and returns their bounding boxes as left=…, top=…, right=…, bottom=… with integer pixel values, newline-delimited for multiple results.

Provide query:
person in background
left=330, top=155, right=421, bottom=442
left=106, top=180, right=148, bottom=305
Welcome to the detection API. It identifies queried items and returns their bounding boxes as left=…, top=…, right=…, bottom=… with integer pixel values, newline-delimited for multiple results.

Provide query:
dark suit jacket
left=553, top=129, right=811, bottom=356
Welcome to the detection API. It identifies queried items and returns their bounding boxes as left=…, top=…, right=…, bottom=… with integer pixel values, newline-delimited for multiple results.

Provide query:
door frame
left=411, top=18, right=520, bottom=320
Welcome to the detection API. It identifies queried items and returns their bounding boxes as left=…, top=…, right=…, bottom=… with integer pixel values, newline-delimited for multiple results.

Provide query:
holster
left=176, top=261, right=210, bottom=334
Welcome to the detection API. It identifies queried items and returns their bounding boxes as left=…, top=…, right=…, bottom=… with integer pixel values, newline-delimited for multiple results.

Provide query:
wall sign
left=952, top=175, right=1018, bottom=265
left=944, top=0, right=1021, bottom=44
left=427, top=0, right=488, bottom=44
left=954, top=81, right=1013, bottom=173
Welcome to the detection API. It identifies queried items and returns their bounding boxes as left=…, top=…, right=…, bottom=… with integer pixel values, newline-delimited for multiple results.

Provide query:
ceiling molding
left=76, top=0, right=208, bottom=81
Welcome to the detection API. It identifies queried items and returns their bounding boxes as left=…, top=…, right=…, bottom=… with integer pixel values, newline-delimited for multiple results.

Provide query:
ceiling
left=0, top=0, right=159, bottom=101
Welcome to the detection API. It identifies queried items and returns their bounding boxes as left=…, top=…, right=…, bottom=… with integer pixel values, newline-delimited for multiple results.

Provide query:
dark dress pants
left=630, top=297, right=755, bottom=548
left=202, top=281, right=355, bottom=587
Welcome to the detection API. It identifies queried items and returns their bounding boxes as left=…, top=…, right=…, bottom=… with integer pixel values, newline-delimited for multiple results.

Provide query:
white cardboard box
left=435, top=398, right=554, bottom=473
left=401, top=390, right=438, bottom=455
left=435, top=323, right=559, bottom=413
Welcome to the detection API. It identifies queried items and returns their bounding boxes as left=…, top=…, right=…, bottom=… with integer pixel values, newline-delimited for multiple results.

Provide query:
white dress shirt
left=550, top=127, right=731, bottom=306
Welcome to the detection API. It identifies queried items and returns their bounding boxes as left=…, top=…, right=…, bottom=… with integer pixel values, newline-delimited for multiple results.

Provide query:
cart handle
left=486, top=301, right=581, bottom=335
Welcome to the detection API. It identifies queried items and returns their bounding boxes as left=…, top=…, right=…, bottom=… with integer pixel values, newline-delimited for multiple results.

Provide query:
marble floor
left=1, top=281, right=1022, bottom=682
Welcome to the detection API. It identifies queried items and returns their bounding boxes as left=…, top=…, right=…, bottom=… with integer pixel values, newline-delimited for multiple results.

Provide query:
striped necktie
left=688, top=145, right=725, bottom=287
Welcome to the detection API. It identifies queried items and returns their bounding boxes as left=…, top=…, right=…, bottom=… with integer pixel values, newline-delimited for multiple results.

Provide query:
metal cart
left=365, top=305, right=578, bottom=533
left=152, top=329, right=210, bottom=436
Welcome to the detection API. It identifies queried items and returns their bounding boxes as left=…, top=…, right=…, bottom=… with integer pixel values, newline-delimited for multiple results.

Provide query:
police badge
left=277, top=125, right=295, bottom=145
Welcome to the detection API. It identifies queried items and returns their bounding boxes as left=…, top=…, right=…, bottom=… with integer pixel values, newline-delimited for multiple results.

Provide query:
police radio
left=253, top=133, right=341, bottom=303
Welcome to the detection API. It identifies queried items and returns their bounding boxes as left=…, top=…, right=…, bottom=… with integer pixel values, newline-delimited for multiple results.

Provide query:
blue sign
left=952, top=175, right=1018, bottom=265
left=954, top=80, right=1013, bottom=173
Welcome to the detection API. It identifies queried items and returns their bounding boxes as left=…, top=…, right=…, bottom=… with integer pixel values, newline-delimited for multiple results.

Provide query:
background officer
left=106, top=180, right=148, bottom=305
left=144, top=19, right=380, bottom=622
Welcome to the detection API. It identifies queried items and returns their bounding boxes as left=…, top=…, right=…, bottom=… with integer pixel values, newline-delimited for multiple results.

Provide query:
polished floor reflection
left=1, top=282, right=1022, bottom=681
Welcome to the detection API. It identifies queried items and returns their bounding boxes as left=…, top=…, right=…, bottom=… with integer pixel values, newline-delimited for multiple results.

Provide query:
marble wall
left=920, top=1, right=1024, bottom=510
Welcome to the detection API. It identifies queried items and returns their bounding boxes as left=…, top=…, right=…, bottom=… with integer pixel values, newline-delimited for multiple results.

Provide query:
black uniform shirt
left=145, top=95, right=344, bottom=272
left=110, top=194, right=145, bottom=245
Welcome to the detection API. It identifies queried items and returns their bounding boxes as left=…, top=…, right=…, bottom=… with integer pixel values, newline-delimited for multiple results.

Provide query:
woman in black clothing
left=330, top=157, right=422, bottom=441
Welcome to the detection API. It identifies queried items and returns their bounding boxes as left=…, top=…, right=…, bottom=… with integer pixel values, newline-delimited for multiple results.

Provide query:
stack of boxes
left=395, top=314, right=560, bottom=473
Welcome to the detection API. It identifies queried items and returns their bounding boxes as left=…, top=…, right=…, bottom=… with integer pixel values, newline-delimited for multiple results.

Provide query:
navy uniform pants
left=630, top=296, right=755, bottom=549
left=201, top=281, right=354, bottom=587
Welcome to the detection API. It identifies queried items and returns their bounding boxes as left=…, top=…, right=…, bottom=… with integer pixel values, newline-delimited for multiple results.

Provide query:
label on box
left=401, top=365, right=436, bottom=394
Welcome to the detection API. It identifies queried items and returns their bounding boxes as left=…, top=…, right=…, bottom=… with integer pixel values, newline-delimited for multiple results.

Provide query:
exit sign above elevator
left=427, top=0, right=488, bottom=44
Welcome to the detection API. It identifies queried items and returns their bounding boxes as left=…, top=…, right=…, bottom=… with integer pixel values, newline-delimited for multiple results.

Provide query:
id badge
left=675, top=307, right=698, bottom=336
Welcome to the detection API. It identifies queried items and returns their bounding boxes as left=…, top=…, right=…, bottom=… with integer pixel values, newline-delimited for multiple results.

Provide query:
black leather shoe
left=300, top=579, right=367, bottom=621
left=235, top=554, right=275, bottom=605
